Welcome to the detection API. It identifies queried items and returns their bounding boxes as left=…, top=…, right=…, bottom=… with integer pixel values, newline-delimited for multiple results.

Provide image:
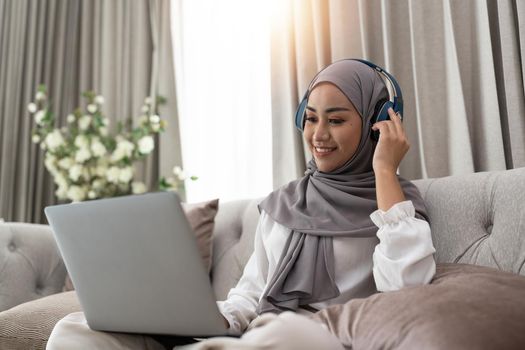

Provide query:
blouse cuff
left=370, top=200, right=415, bottom=228
left=216, top=301, right=243, bottom=336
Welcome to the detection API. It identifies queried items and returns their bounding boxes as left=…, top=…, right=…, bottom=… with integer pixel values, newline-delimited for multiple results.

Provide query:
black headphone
left=294, top=59, right=403, bottom=141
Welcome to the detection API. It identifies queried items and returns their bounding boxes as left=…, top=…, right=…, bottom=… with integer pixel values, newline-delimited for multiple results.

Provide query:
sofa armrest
left=0, top=222, right=66, bottom=312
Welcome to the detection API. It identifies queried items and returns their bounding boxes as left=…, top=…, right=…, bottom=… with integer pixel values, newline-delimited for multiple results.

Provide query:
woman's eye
left=329, top=119, right=344, bottom=125
left=305, top=116, right=317, bottom=123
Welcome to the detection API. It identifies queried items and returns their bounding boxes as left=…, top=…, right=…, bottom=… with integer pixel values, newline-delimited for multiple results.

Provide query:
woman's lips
left=314, top=147, right=336, bottom=157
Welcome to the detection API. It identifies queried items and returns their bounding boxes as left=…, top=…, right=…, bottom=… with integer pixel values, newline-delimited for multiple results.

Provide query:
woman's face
left=303, top=82, right=363, bottom=173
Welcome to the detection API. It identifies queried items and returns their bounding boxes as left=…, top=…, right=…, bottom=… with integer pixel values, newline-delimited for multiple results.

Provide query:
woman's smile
left=313, top=146, right=337, bottom=157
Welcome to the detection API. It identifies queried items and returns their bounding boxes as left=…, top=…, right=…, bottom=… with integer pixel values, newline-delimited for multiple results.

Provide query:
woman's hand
left=371, top=108, right=408, bottom=211
left=371, top=108, right=410, bottom=174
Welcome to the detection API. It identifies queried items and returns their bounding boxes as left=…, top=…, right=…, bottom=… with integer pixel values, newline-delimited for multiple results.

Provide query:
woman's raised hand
left=371, top=107, right=410, bottom=175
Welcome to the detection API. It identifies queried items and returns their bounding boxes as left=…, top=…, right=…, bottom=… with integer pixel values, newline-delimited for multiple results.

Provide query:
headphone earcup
left=370, top=99, right=391, bottom=141
left=295, top=94, right=308, bottom=130
left=376, top=100, right=394, bottom=123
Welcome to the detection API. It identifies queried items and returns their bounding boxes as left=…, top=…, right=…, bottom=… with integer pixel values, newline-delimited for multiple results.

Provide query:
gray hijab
left=257, top=59, right=429, bottom=314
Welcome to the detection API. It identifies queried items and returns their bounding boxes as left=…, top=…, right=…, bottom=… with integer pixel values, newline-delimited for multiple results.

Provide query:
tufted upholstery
left=0, top=223, right=67, bottom=312
left=210, top=198, right=263, bottom=300
left=1, top=167, right=524, bottom=313
left=412, top=167, right=525, bottom=274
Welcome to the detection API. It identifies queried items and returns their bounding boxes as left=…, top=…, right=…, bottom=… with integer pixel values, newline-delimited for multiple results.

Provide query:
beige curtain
left=271, top=0, right=525, bottom=188
left=0, top=0, right=181, bottom=223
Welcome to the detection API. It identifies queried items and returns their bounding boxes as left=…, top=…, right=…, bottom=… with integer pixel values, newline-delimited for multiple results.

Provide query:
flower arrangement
left=28, top=85, right=196, bottom=202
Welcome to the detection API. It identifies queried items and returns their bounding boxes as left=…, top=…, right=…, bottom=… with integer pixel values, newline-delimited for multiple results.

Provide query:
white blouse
left=217, top=200, right=436, bottom=335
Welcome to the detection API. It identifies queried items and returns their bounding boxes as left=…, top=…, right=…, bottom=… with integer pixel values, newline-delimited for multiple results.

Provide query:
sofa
left=1, top=167, right=525, bottom=350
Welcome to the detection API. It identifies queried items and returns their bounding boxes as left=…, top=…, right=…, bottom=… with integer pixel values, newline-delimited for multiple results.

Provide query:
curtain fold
left=270, top=0, right=525, bottom=187
left=0, top=0, right=181, bottom=223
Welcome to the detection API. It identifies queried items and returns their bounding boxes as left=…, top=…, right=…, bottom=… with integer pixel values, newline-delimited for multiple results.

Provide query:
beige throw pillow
left=63, top=197, right=219, bottom=292
left=181, top=198, right=219, bottom=272
left=311, top=263, right=525, bottom=350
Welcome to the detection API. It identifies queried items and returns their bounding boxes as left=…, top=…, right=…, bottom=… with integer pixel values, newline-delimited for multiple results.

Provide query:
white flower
left=165, top=177, right=177, bottom=187
left=34, top=110, right=46, bottom=125
left=99, top=126, right=108, bottom=136
left=83, top=167, right=92, bottom=182
left=88, top=190, right=97, bottom=199
left=32, top=134, right=41, bottom=143
left=149, top=115, right=160, bottom=124
left=144, top=97, right=153, bottom=105
left=138, top=136, right=154, bottom=154
left=40, top=143, right=46, bottom=150
left=132, top=181, right=147, bottom=194
left=141, top=105, right=149, bottom=113
left=87, top=104, right=97, bottom=114
left=151, top=123, right=160, bottom=132
left=35, top=91, right=46, bottom=101
left=118, top=167, right=134, bottom=183
left=78, top=115, right=91, bottom=130
left=54, top=173, right=68, bottom=188
left=107, top=166, right=121, bottom=184
left=95, top=95, right=105, bottom=105
left=75, top=147, right=91, bottom=163
left=67, top=186, right=86, bottom=202
left=172, top=166, right=186, bottom=180
left=44, top=155, right=58, bottom=175
left=91, top=138, right=107, bottom=157
left=74, top=135, right=89, bottom=148
left=111, top=139, right=134, bottom=162
left=45, top=130, right=65, bottom=151
left=69, top=164, right=84, bottom=182
left=67, top=114, right=76, bottom=123
left=102, top=118, right=109, bottom=126
left=58, top=157, right=74, bottom=169
left=92, top=179, right=105, bottom=190
left=55, top=185, right=68, bottom=200
left=95, top=163, right=108, bottom=177
left=27, top=103, right=37, bottom=113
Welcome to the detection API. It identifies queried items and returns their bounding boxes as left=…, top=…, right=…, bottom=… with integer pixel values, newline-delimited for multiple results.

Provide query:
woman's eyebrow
left=306, top=106, right=351, bottom=114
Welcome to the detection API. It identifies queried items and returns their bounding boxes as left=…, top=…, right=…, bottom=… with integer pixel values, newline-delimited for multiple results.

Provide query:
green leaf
left=156, top=95, right=167, bottom=105
left=158, top=177, right=169, bottom=190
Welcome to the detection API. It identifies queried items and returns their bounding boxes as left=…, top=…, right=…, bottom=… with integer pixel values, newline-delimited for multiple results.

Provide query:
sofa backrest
left=412, top=167, right=525, bottom=275
left=210, top=167, right=525, bottom=300
left=0, top=223, right=67, bottom=312
left=1, top=167, right=523, bottom=310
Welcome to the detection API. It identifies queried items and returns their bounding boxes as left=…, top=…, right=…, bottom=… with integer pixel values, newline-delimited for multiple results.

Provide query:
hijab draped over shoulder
left=257, top=59, right=428, bottom=314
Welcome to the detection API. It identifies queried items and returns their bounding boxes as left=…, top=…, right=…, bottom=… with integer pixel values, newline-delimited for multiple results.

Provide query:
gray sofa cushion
left=412, top=167, right=525, bottom=275
left=210, top=198, right=263, bottom=300
left=0, top=223, right=66, bottom=312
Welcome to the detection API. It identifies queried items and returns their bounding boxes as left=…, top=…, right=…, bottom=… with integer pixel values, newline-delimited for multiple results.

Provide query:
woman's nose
left=313, top=122, right=330, bottom=141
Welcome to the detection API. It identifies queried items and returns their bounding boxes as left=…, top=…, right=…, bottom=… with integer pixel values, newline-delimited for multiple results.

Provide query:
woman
left=47, top=59, right=436, bottom=349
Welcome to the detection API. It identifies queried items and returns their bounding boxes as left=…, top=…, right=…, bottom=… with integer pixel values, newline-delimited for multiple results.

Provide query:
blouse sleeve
left=370, top=200, right=436, bottom=292
left=216, top=211, right=270, bottom=335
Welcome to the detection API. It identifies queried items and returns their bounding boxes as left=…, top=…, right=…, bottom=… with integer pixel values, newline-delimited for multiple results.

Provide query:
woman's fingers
left=372, top=108, right=409, bottom=147
left=372, top=119, right=395, bottom=138
left=388, top=108, right=405, bottom=136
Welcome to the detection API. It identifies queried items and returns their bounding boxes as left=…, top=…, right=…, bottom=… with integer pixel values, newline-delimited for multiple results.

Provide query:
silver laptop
left=45, top=191, right=228, bottom=337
